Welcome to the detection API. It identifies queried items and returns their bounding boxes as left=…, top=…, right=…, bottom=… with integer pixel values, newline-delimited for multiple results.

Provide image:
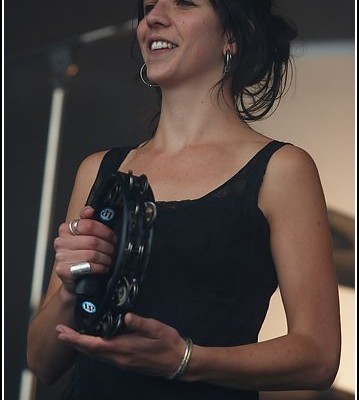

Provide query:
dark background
left=5, top=1, right=355, bottom=399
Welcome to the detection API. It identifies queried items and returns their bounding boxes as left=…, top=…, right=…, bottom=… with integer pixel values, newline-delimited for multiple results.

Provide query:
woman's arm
left=26, top=150, right=114, bottom=383
left=183, top=145, right=341, bottom=390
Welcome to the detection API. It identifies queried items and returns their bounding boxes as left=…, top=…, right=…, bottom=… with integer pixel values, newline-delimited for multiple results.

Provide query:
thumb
left=125, top=313, right=161, bottom=339
left=80, top=206, right=94, bottom=219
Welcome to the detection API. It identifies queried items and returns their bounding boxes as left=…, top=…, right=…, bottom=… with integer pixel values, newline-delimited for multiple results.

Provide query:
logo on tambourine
left=99, top=208, right=115, bottom=222
left=82, top=301, right=97, bottom=314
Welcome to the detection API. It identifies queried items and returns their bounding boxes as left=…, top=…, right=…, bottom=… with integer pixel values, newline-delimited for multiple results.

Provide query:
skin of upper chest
left=119, top=140, right=269, bottom=201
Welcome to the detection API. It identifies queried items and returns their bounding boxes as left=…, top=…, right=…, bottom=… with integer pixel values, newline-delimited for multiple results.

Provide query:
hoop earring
left=223, top=50, right=233, bottom=75
left=140, top=63, right=159, bottom=88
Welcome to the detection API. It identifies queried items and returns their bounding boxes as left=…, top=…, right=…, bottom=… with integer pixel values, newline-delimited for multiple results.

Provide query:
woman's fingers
left=55, top=249, right=113, bottom=267
left=55, top=261, right=109, bottom=280
left=54, top=235, right=114, bottom=258
left=59, top=219, right=116, bottom=244
left=125, top=313, right=163, bottom=339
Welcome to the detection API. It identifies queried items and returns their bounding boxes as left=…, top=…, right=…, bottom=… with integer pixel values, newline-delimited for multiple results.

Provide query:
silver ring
left=69, top=219, right=80, bottom=235
left=69, top=261, right=91, bottom=277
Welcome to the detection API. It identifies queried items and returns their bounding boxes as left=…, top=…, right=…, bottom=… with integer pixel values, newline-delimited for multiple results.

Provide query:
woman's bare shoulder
left=267, top=142, right=320, bottom=180
left=259, top=143, right=325, bottom=220
left=77, top=150, right=109, bottom=174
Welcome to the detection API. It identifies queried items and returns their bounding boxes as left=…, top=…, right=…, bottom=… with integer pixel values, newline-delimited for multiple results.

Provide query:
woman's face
left=137, top=0, right=227, bottom=88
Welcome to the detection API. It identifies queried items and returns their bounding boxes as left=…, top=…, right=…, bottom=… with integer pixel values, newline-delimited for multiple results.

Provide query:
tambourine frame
left=74, top=171, right=156, bottom=337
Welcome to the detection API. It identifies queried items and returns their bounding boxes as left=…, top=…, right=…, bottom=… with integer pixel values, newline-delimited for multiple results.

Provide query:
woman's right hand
left=53, top=206, right=117, bottom=294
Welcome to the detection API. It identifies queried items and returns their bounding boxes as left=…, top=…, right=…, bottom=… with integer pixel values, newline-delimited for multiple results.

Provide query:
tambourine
left=74, top=171, right=157, bottom=337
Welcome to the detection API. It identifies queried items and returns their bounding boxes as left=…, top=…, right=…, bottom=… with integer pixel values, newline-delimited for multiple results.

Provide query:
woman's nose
left=145, top=2, right=171, bottom=27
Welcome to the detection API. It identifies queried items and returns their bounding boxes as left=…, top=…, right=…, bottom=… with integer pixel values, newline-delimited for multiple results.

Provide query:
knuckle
left=107, top=242, right=115, bottom=254
left=53, top=237, right=61, bottom=250
left=87, top=236, right=100, bottom=249
left=55, top=265, right=65, bottom=277
left=153, top=326, right=163, bottom=338
left=148, top=319, right=164, bottom=337
left=97, top=263, right=110, bottom=275
left=55, top=252, right=64, bottom=261
left=81, top=218, right=94, bottom=232
left=58, top=223, right=68, bottom=235
left=87, top=249, right=99, bottom=262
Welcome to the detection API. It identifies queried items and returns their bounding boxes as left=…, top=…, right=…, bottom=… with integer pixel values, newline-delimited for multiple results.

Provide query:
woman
left=27, top=0, right=341, bottom=399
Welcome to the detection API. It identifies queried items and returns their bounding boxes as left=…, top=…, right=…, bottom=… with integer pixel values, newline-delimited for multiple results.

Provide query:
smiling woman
left=26, top=0, right=341, bottom=399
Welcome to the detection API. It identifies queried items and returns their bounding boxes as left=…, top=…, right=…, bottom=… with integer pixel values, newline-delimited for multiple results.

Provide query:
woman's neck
left=151, top=83, right=246, bottom=151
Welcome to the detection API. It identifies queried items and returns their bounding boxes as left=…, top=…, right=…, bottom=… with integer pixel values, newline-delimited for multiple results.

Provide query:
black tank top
left=64, top=140, right=287, bottom=400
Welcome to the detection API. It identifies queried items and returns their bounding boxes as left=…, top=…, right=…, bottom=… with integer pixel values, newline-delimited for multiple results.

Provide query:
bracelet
left=167, top=338, right=193, bottom=380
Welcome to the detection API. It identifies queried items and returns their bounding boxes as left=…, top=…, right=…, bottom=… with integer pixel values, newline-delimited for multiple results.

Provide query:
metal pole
left=19, top=79, right=68, bottom=400
left=18, top=43, right=72, bottom=400
left=30, top=87, right=66, bottom=312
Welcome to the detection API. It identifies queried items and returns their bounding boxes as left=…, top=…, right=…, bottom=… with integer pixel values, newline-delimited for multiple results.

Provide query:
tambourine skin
left=74, top=171, right=156, bottom=337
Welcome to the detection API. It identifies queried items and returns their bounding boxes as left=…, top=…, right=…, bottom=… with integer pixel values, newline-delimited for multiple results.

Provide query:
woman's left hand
left=56, top=313, right=186, bottom=378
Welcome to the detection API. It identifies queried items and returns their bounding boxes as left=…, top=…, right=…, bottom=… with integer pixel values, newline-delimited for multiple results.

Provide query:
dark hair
left=136, top=0, right=297, bottom=122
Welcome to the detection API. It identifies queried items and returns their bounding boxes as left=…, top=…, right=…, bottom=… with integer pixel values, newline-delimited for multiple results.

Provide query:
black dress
left=63, top=140, right=288, bottom=399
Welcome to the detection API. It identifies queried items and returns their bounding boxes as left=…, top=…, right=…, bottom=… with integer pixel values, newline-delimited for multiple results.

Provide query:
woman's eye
left=144, top=3, right=155, bottom=14
left=176, top=0, right=195, bottom=5
left=143, top=0, right=195, bottom=15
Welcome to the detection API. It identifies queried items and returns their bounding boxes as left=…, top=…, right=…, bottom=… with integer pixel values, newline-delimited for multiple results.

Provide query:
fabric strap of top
left=98, top=146, right=135, bottom=176
left=247, top=140, right=289, bottom=204
left=85, top=146, right=135, bottom=207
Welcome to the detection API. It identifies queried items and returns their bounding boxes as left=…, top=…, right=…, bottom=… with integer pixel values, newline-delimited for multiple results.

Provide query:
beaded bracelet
left=167, top=338, right=193, bottom=380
